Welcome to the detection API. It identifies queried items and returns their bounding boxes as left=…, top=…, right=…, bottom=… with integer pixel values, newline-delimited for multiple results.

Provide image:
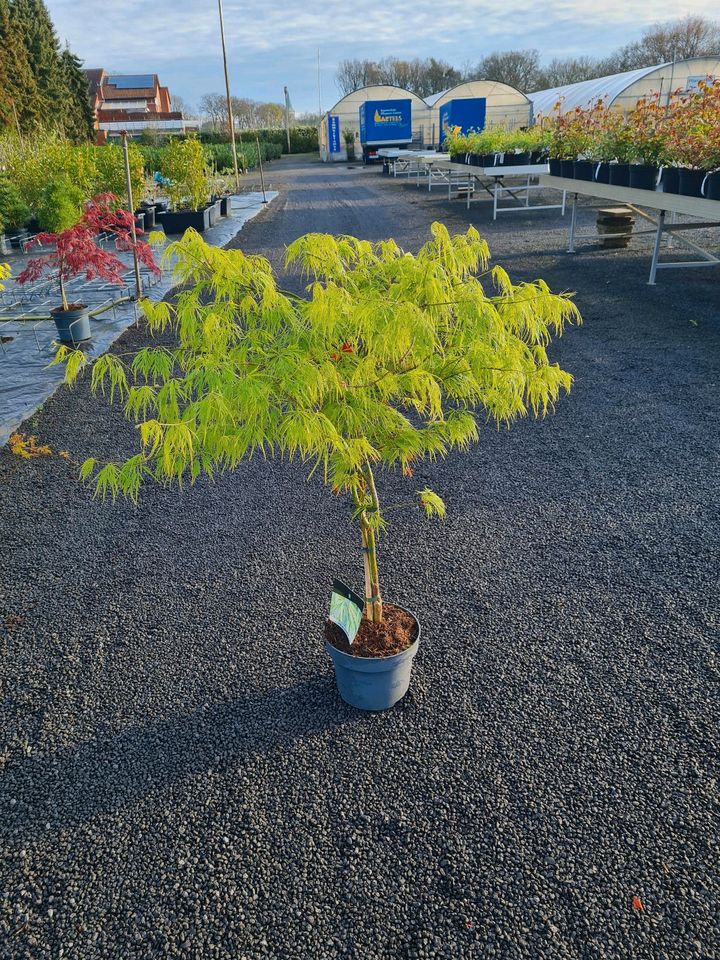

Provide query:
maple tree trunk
left=361, top=463, right=383, bottom=624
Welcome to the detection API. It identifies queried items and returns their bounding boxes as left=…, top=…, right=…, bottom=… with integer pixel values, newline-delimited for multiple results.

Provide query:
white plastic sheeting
left=529, top=58, right=720, bottom=117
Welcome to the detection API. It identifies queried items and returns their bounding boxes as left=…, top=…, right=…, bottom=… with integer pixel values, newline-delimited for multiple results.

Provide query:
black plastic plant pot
left=530, top=150, right=548, bottom=165
left=704, top=172, right=720, bottom=201
left=219, top=196, right=231, bottom=216
left=608, top=163, right=630, bottom=187
left=156, top=206, right=211, bottom=235
left=137, top=206, right=155, bottom=229
left=467, top=153, right=482, bottom=166
left=573, top=160, right=594, bottom=181
left=594, top=162, right=610, bottom=183
left=678, top=168, right=706, bottom=198
left=659, top=167, right=680, bottom=194
left=481, top=153, right=497, bottom=167
left=549, top=158, right=562, bottom=176
left=133, top=212, right=145, bottom=232
left=450, top=152, right=468, bottom=164
left=629, top=165, right=659, bottom=191
left=560, top=159, right=575, bottom=178
left=507, top=151, right=530, bottom=166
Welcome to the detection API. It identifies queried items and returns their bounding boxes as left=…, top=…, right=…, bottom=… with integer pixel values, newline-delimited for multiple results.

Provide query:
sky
left=47, top=0, right=713, bottom=114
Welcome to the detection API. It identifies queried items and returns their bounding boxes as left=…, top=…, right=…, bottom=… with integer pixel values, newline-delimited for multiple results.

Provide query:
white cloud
left=47, top=0, right=715, bottom=111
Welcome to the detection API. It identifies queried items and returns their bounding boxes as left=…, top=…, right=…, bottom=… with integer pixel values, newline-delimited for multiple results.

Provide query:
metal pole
left=648, top=211, right=665, bottom=285
left=284, top=86, right=292, bottom=154
left=121, top=131, right=143, bottom=301
left=255, top=135, right=268, bottom=204
left=317, top=48, right=322, bottom=120
left=567, top=193, right=578, bottom=254
left=218, top=0, right=241, bottom=193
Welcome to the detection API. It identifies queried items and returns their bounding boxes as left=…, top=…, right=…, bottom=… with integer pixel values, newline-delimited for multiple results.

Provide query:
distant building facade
left=85, top=69, right=185, bottom=141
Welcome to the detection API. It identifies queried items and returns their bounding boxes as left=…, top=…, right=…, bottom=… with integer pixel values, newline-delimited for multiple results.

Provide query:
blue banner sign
left=327, top=114, right=341, bottom=154
left=439, top=98, right=487, bottom=143
left=359, top=99, right=412, bottom=145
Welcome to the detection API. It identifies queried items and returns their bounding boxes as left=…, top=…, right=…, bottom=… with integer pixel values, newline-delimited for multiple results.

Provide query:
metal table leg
left=648, top=211, right=666, bottom=285
left=567, top=194, right=578, bottom=253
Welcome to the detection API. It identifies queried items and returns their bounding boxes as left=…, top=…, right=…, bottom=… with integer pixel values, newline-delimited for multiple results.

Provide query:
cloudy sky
left=48, top=0, right=711, bottom=113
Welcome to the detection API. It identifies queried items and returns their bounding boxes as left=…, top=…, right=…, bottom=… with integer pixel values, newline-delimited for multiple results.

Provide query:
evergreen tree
left=10, top=0, right=66, bottom=131
left=0, top=0, right=42, bottom=131
left=60, top=47, right=94, bottom=141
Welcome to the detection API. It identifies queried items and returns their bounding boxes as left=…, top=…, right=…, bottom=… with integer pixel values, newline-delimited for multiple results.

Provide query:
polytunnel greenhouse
left=529, top=56, right=720, bottom=118
left=319, top=79, right=532, bottom=161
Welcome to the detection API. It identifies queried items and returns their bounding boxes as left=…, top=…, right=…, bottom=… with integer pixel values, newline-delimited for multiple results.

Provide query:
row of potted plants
left=545, top=79, right=720, bottom=200
left=0, top=133, right=236, bottom=245
left=445, top=127, right=552, bottom=168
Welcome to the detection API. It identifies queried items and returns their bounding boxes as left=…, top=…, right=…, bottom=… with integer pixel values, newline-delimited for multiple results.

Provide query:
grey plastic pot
left=51, top=305, right=91, bottom=344
left=325, top=608, right=421, bottom=711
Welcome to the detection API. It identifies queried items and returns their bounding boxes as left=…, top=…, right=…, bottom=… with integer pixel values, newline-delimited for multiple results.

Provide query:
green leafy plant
left=93, top=143, right=146, bottom=207
left=0, top=175, right=30, bottom=233
left=159, top=137, right=210, bottom=212
left=36, top=177, right=85, bottom=232
left=59, top=224, right=580, bottom=624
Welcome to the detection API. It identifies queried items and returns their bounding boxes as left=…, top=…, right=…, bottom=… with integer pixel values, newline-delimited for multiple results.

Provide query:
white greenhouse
left=319, top=79, right=533, bottom=161
left=426, top=80, right=531, bottom=144
left=319, top=85, right=429, bottom=161
left=529, top=57, right=720, bottom=118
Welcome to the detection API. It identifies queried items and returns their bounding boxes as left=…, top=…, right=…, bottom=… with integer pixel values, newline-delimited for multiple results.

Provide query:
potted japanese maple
left=58, top=223, right=580, bottom=709
left=17, top=193, right=159, bottom=345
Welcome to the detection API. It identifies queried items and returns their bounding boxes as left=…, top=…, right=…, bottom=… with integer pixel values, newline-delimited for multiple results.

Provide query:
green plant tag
left=329, top=579, right=364, bottom=644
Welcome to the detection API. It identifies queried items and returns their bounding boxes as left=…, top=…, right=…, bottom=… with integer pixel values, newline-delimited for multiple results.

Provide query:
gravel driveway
left=1, top=155, right=718, bottom=959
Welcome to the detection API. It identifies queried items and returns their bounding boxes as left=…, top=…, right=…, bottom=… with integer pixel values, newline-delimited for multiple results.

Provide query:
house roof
left=101, top=74, right=160, bottom=99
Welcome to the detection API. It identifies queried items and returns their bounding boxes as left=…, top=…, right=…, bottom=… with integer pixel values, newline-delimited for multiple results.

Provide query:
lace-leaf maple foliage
left=59, top=223, right=580, bottom=623
left=17, top=193, right=159, bottom=311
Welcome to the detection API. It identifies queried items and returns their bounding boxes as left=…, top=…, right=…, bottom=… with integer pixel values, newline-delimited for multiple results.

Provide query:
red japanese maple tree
left=17, top=193, right=160, bottom=312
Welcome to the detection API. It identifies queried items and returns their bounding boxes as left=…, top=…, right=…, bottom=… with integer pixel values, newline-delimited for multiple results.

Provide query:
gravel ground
left=1, top=155, right=719, bottom=959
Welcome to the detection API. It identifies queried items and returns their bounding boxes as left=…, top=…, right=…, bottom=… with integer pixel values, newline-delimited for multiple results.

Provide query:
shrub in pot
left=665, top=79, right=720, bottom=198
left=57, top=223, right=580, bottom=709
left=37, top=178, right=85, bottom=233
left=158, top=138, right=212, bottom=234
left=626, top=93, right=669, bottom=190
left=343, top=127, right=356, bottom=161
left=17, top=193, right=159, bottom=346
left=0, top=176, right=31, bottom=246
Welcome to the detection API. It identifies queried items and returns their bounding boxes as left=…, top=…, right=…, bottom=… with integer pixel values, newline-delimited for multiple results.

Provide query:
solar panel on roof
left=107, top=75, right=155, bottom=89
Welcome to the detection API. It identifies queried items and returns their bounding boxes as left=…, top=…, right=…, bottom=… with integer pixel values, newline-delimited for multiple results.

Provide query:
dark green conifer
left=0, top=0, right=42, bottom=131
left=60, top=47, right=94, bottom=141
left=10, top=0, right=66, bottom=130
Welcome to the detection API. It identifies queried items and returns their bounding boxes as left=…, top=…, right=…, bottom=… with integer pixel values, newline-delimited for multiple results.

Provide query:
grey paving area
left=0, top=156, right=718, bottom=960
left=0, top=192, right=277, bottom=446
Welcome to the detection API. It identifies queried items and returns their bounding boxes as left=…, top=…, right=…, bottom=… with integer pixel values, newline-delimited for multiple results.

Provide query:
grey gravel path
left=1, top=155, right=718, bottom=960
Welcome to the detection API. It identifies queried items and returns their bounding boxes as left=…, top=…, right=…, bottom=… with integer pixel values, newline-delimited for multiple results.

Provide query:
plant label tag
left=329, top=579, right=364, bottom=645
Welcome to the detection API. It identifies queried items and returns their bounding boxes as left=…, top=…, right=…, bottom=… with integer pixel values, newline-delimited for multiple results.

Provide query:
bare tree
left=255, top=102, right=285, bottom=128
left=230, top=96, right=257, bottom=129
left=336, top=59, right=383, bottom=95
left=605, top=15, right=720, bottom=72
left=199, top=93, right=227, bottom=130
left=535, top=56, right=604, bottom=89
left=170, top=93, right=190, bottom=115
left=336, top=56, right=461, bottom=97
left=474, top=50, right=541, bottom=92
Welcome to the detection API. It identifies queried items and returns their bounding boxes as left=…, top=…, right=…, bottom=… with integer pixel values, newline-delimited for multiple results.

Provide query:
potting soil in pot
left=325, top=604, right=418, bottom=658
